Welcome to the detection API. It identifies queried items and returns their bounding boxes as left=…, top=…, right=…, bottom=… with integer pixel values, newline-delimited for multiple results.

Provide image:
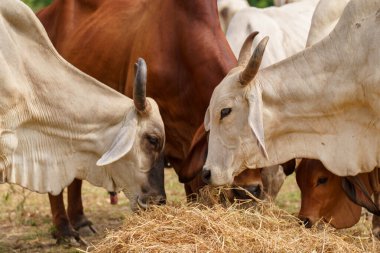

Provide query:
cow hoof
left=72, top=215, right=98, bottom=235
left=56, top=235, right=88, bottom=247
left=52, top=227, right=87, bottom=247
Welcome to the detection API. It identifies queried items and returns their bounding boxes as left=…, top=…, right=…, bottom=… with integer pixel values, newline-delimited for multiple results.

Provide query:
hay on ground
left=88, top=187, right=380, bottom=253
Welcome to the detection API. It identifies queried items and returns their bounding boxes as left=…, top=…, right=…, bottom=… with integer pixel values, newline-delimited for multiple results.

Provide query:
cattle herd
left=0, top=0, right=379, bottom=249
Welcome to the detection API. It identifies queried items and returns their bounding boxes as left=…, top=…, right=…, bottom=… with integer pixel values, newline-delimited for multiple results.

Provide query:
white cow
left=274, top=0, right=301, bottom=6
left=226, top=0, right=318, bottom=68
left=217, top=0, right=249, bottom=32
left=0, top=0, right=165, bottom=211
left=306, top=0, right=351, bottom=47
left=203, top=0, right=380, bottom=192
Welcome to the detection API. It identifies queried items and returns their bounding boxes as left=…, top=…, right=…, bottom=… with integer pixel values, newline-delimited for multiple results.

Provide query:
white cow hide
left=0, top=0, right=161, bottom=196
left=205, top=0, right=380, bottom=185
left=226, top=0, right=318, bottom=68
left=306, top=0, right=351, bottom=47
left=217, top=0, right=249, bottom=32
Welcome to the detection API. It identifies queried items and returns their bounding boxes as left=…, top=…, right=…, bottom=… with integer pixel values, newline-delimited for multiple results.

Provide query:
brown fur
left=297, top=159, right=379, bottom=238
left=37, top=0, right=250, bottom=239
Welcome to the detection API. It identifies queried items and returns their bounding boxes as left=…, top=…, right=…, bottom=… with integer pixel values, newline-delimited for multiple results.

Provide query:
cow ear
left=96, top=110, right=138, bottom=166
left=247, top=84, right=268, bottom=158
left=204, top=107, right=210, bottom=131
left=342, top=177, right=380, bottom=215
left=281, top=159, right=296, bottom=176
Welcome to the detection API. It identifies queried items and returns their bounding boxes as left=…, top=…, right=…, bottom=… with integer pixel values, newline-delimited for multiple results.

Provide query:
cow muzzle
left=298, top=215, right=316, bottom=228
left=201, top=166, right=234, bottom=186
left=137, top=194, right=166, bottom=210
left=136, top=184, right=166, bottom=210
left=232, top=184, right=263, bottom=200
left=201, top=168, right=212, bottom=184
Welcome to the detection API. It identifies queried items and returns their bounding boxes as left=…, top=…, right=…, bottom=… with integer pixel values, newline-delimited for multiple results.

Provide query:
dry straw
left=88, top=186, right=380, bottom=253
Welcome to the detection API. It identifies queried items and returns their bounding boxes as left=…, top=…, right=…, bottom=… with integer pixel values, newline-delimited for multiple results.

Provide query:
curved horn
left=237, top=31, right=259, bottom=66
left=239, top=36, right=269, bottom=86
left=133, top=58, right=147, bottom=112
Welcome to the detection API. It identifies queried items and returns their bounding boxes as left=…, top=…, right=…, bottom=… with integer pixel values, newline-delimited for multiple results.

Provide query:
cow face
left=296, top=159, right=361, bottom=228
left=98, top=98, right=166, bottom=211
left=97, top=59, right=166, bottom=211
left=202, top=33, right=269, bottom=186
left=181, top=125, right=264, bottom=202
left=202, top=70, right=254, bottom=185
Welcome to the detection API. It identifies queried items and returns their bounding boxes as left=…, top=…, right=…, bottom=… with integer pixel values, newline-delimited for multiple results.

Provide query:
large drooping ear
left=96, top=110, right=138, bottom=166
left=247, top=84, right=268, bottom=158
left=342, top=176, right=380, bottom=215
left=204, top=107, right=210, bottom=131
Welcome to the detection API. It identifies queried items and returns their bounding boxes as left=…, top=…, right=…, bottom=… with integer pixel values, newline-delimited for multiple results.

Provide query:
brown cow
left=37, top=0, right=276, bottom=243
left=296, top=159, right=380, bottom=238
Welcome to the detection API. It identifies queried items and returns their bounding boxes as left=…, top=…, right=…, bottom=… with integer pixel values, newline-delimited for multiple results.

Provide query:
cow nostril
left=158, top=196, right=166, bottom=205
left=201, top=168, right=211, bottom=184
left=299, top=217, right=312, bottom=228
left=246, top=185, right=262, bottom=198
left=234, top=184, right=263, bottom=200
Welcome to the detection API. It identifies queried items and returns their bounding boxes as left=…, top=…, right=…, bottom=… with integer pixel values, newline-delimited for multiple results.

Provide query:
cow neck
left=245, top=14, right=378, bottom=176
left=161, top=0, right=237, bottom=168
left=6, top=52, right=130, bottom=194
left=1, top=2, right=131, bottom=194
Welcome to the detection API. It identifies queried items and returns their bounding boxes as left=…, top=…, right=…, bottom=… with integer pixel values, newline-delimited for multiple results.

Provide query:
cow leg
left=48, top=191, right=82, bottom=246
left=372, top=192, right=380, bottom=239
left=67, top=179, right=97, bottom=233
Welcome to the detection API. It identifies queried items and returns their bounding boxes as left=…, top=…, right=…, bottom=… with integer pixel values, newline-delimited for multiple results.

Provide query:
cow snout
left=245, top=184, right=262, bottom=198
left=299, top=216, right=313, bottom=228
left=202, top=168, right=212, bottom=184
left=137, top=193, right=166, bottom=210
left=156, top=195, right=166, bottom=205
left=233, top=184, right=263, bottom=200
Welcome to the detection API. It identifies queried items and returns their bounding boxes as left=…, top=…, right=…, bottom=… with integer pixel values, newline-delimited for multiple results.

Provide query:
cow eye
left=220, top=108, right=232, bottom=120
left=147, top=135, right=159, bottom=148
left=316, top=177, right=328, bottom=186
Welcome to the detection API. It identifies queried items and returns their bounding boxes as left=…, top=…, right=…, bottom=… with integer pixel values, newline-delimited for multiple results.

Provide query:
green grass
left=275, top=174, right=301, bottom=214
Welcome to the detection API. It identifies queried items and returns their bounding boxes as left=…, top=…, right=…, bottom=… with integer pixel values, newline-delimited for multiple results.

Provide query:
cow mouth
left=232, top=185, right=263, bottom=200
left=137, top=197, right=148, bottom=210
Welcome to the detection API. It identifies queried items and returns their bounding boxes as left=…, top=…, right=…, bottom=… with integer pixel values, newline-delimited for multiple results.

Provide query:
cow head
left=96, top=58, right=166, bottom=211
left=202, top=32, right=269, bottom=186
left=181, top=125, right=264, bottom=202
left=296, top=159, right=370, bottom=229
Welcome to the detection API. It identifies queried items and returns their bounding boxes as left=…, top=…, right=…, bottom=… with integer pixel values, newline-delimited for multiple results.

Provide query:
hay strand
left=88, top=188, right=379, bottom=253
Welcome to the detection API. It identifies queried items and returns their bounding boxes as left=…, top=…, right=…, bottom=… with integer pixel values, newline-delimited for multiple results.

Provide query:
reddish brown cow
left=296, top=159, right=380, bottom=238
left=37, top=0, right=268, bottom=243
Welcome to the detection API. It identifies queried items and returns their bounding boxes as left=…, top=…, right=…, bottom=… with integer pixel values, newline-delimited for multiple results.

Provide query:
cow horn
left=133, top=58, right=148, bottom=113
left=239, top=36, right=269, bottom=86
left=237, top=31, right=259, bottom=66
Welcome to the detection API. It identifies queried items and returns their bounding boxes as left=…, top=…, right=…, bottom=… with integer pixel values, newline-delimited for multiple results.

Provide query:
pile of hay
left=89, top=188, right=380, bottom=253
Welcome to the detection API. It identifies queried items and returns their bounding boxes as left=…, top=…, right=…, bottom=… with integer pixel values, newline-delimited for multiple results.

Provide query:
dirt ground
left=0, top=169, right=376, bottom=252
left=0, top=169, right=185, bottom=253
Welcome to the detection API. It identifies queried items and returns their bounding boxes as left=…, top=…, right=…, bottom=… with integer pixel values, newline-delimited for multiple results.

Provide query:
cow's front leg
left=372, top=192, right=380, bottom=239
left=48, top=191, right=83, bottom=246
left=67, top=179, right=97, bottom=234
